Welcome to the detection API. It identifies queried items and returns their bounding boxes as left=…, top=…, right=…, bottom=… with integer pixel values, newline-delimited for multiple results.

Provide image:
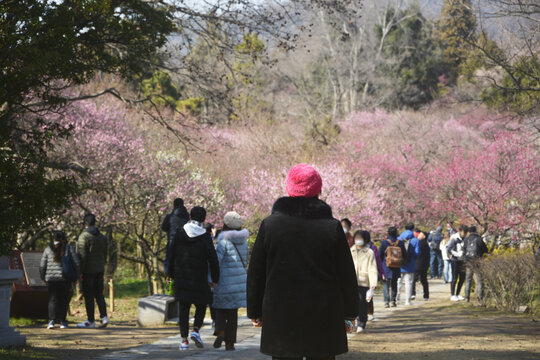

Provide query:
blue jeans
left=382, top=277, right=398, bottom=304
left=443, top=259, right=453, bottom=283
left=430, top=250, right=443, bottom=278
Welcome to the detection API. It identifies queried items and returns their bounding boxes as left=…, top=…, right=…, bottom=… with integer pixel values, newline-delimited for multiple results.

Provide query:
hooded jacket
left=247, top=196, right=358, bottom=358
left=166, top=220, right=219, bottom=305
left=77, top=226, right=108, bottom=274
left=350, top=245, right=378, bottom=288
left=213, top=229, right=249, bottom=309
left=399, top=230, right=421, bottom=273
left=428, top=227, right=444, bottom=252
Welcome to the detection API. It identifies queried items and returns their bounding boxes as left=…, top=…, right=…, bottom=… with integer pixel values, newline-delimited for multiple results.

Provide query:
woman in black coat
left=247, top=165, right=358, bottom=360
left=166, top=206, right=219, bottom=350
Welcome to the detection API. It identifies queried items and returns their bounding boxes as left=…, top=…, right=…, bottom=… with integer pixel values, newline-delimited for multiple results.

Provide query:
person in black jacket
left=463, top=226, right=488, bottom=302
left=166, top=206, right=220, bottom=351
left=247, top=164, right=358, bottom=360
left=162, top=198, right=190, bottom=274
left=412, top=230, right=430, bottom=301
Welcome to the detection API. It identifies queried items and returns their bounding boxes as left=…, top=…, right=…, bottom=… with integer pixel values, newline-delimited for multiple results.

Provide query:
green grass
left=9, top=318, right=42, bottom=327
left=0, top=347, right=54, bottom=360
left=113, top=277, right=148, bottom=299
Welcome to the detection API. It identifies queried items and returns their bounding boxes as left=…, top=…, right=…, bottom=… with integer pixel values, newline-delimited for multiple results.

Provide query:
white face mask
left=53, top=241, right=60, bottom=246
left=343, top=227, right=349, bottom=234
left=355, top=239, right=364, bottom=246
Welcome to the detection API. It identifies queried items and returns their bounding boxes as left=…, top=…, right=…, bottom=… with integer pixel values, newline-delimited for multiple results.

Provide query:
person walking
left=365, top=233, right=384, bottom=321
left=412, top=230, right=430, bottom=301
left=447, top=225, right=468, bottom=301
left=76, top=214, right=109, bottom=329
left=161, top=198, right=190, bottom=274
left=440, top=232, right=453, bottom=284
left=247, top=164, right=358, bottom=360
left=428, top=226, right=444, bottom=279
left=212, top=211, right=249, bottom=351
left=40, top=231, right=80, bottom=329
left=397, top=223, right=420, bottom=305
left=463, top=226, right=488, bottom=302
left=341, top=218, right=354, bottom=248
left=379, top=227, right=406, bottom=308
left=350, top=230, right=378, bottom=333
left=166, top=206, right=220, bottom=351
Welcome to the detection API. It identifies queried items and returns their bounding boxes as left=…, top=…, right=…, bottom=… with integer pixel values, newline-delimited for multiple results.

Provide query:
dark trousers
left=383, top=276, right=398, bottom=304
left=450, top=261, right=466, bottom=296
left=430, top=250, right=443, bottom=278
left=179, top=302, right=206, bottom=338
left=412, top=270, right=429, bottom=299
left=47, top=281, right=70, bottom=322
left=215, top=308, right=238, bottom=343
left=82, top=272, right=107, bottom=323
left=357, top=286, right=368, bottom=328
left=272, top=357, right=335, bottom=360
left=464, top=264, right=483, bottom=301
left=367, top=298, right=374, bottom=315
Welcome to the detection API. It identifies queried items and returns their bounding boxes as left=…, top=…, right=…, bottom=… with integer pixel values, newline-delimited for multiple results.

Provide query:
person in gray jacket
left=76, top=213, right=109, bottom=329
left=40, top=231, right=80, bottom=329
left=212, top=211, right=249, bottom=351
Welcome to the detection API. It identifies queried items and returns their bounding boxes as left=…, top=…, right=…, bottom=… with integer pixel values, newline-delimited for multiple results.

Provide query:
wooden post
left=152, top=277, right=158, bottom=295
left=109, top=278, right=115, bottom=313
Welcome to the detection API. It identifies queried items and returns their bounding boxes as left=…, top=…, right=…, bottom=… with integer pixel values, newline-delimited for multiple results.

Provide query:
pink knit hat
left=286, top=164, right=323, bottom=198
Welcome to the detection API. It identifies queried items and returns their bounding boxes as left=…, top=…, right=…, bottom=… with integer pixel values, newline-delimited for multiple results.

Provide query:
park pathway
left=100, top=280, right=450, bottom=360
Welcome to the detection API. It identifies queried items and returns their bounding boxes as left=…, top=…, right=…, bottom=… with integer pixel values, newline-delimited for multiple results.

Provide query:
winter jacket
left=247, top=196, right=358, bottom=358
left=447, top=233, right=465, bottom=261
left=350, top=245, right=378, bottom=288
left=399, top=230, right=420, bottom=273
left=161, top=206, right=189, bottom=242
left=166, top=220, right=220, bottom=305
left=428, top=229, right=443, bottom=252
left=464, top=233, right=488, bottom=260
left=415, top=238, right=430, bottom=272
left=213, top=229, right=249, bottom=309
left=440, top=239, right=451, bottom=261
left=369, top=242, right=384, bottom=276
left=77, top=226, right=108, bottom=274
left=40, top=244, right=80, bottom=282
left=379, top=237, right=406, bottom=279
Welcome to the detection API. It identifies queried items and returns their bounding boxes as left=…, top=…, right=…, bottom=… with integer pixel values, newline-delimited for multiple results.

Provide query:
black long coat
left=167, top=227, right=219, bottom=305
left=247, top=197, right=359, bottom=358
left=416, top=238, right=431, bottom=272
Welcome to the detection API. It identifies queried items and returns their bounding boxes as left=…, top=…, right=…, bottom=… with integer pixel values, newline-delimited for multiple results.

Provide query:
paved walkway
left=100, top=280, right=449, bottom=360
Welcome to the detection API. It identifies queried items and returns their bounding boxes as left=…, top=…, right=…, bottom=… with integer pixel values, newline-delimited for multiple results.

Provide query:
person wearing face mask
left=341, top=218, right=354, bottom=247
left=40, top=231, right=80, bottom=329
left=350, top=230, right=378, bottom=333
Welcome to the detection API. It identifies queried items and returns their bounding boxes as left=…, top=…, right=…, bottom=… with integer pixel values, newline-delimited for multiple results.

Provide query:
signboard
left=21, top=252, right=46, bottom=287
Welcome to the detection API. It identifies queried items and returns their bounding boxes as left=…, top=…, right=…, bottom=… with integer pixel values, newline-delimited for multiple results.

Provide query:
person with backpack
left=379, top=226, right=406, bottom=308
left=463, top=226, right=488, bottom=302
left=427, top=226, right=443, bottom=279
left=412, top=230, right=430, bottom=301
left=166, top=206, right=220, bottom=351
left=446, top=225, right=468, bottom=301
left=365, top=233, right=384, bottom=321
left=76, top=214, right=109, bottom=329
left=212, top=211, right=249, bottom=351
left=396, top=223, right=421, bottom=306
left=161, top=198, right=190, bottom=274
left=247, top=164, right=358, bottom=360
left=350, top=230, right=378, bottom=333
left=40, top=231, right=80, bottom=329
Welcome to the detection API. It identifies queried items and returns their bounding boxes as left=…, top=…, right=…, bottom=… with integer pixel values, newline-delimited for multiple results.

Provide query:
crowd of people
left=37, top=163, right=490, bottom=360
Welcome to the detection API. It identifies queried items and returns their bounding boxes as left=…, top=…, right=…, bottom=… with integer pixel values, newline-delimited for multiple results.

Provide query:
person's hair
left=414, top=227, right=422, bottom=233
left=459, top=224, right=468, bottom=232
left=173, top=198, right=184, bottom=207
left=205, top=223, right=214, bottom=231
left=360, top=230, right=371, bottom=243
left=353, top=230, right=363, bottom=240
left=341, top=218, right=352, bottom=228
left=405, top=222, right=414, bottom=231
left=388, top=226, right=398, bottom=238
left=52, top=230, right=66, bottom=262
left=84, top=213, right=96, bottom=227
left=468, top=225, right=477, bottom=233
left=190, top=206, right=207, bottom=223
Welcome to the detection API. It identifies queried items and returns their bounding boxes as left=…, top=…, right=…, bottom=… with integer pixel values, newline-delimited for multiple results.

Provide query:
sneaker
left=391, top=301, right=397, bottom=307
left=77, top=320, right=95, bottom=328
left=411, top=295, right=416, bottom=300
left=405, top=302, right=412, bottom=306
left=60, top=322, right=68, bottom=329
left=367, top=314, right=374, bottom=321
left=356, top=326, right=364, bottom=333
left=190, top=331, right=204, bottom=348
left=457, top=295, right=465, bottom=301
left=98, top=316, right=109, bottom=328
left=180, top=340, right=189, bottom=350
left=384, top=303, right=390, bottom=308
left=47, top=321, right=55, bottom=329
left=450, top=295, right=459, bottom=302
left=424, top=298, right=429, bottom=301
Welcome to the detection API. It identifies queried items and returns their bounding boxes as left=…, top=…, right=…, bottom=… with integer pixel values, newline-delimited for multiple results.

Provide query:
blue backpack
left=62, top=246, right=79, bottom=282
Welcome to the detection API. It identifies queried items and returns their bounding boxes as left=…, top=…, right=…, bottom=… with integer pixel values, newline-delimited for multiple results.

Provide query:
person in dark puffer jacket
left=76, top=213, right=109, bottom=329
left=40, top=230, right=80, bottom=329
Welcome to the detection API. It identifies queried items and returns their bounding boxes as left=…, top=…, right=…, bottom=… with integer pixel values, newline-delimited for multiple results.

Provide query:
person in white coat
left=350, top=230, right=378, bottom=333
left=213, top=212, right=249, bottom=351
